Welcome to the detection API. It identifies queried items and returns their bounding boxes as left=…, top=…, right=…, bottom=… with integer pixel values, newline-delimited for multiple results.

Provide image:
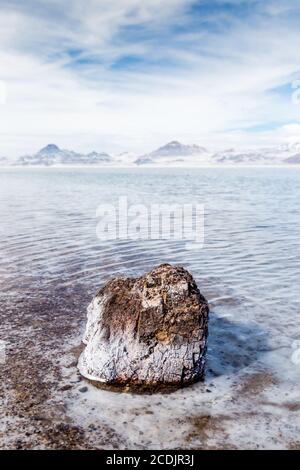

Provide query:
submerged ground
left=0, top=167, right=299, bottom=449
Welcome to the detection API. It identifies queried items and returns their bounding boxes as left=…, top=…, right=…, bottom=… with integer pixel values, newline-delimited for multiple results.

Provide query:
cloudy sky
left=1, top=0, right=300, bottom=157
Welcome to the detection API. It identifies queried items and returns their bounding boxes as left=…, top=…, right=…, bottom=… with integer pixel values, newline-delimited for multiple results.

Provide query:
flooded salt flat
left=0, top=167, right=299, bottom=449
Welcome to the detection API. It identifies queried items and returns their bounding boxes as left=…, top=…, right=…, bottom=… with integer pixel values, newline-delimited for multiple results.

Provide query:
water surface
left=0, top=167, right=299, bottom=449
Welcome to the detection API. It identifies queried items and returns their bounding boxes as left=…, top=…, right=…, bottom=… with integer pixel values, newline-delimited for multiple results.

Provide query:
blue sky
left=1, top=0, right=300, bottom=156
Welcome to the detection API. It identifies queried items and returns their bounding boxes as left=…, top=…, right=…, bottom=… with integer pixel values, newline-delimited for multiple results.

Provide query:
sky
left=1, top=0, right=300, bottom=157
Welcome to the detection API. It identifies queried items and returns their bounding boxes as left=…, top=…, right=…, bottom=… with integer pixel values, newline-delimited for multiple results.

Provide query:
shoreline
left=1, top=164, right=300, bottom=170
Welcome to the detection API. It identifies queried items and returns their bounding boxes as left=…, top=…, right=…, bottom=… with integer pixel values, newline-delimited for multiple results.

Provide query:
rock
left=78, top=264, right=209, bottom=388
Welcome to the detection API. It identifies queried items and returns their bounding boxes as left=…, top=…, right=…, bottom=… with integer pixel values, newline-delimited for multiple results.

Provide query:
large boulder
left=78, top=264, right=209, bottom=388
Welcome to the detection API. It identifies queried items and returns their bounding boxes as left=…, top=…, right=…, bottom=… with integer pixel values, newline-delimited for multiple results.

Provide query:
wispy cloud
left=1, top=0, right=300, bottom=156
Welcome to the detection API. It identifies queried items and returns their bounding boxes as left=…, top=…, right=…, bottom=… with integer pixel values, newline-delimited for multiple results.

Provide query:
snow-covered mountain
left=16, top=144, right=113, bottom=166
left=211, top=143, right=300, bottom=165
left=211, top=148, right=276, bottom=165
left=135, top=141, right=208, bottom=165
left=5, top=141, right=300, bottom=167
left=284, top=153, right=300, bottom=163
left=135, top=141, right=300, bottom=166
left=0, top=156, right=8, bottom=166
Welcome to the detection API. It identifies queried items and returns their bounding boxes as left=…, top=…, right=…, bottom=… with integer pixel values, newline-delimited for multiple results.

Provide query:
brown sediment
left=259, top=400, right=300, bottom=412
left=184, top=414, right=237, bottom=450
left=85, top=374, right=205, bottom=395
left=280, top=402, right=300, bottom=412
left=0, top=344, right=91, bottom=449
left=288, top=441, right=300, bottom=450
left=0, top=282, right=121, bottom=449
left=237, top=372, right=279, bottom=396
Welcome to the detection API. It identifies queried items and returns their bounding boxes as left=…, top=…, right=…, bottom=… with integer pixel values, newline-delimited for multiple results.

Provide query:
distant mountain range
left=16, top=144, right=112, bottom=166
left=2, top=141, right=300, bottom=167
left=135, top=141, right=300, bottom=165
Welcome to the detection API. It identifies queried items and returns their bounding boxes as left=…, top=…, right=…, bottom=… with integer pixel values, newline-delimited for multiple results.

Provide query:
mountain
left=148, top=141, right=207, bottom=157
left=16, top=144, right=113, bottom=166
left=135, top=141, right=208, bottom=165
left=135, top=140, right=300, bottom=166
left=284, top=153, right=300, bottom=163
left=0, top=156, right=8, bottom=165
left=38, top=144, right=60, bottom=155
left=211, top=143, right=300, bottom=165
left=8, top=141, right=300, bottom=167
left=211, top=148, right=273, bottom=165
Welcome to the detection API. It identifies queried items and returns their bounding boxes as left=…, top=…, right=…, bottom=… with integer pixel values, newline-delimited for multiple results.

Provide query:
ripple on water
left=0, top=167, right=299, bottom=449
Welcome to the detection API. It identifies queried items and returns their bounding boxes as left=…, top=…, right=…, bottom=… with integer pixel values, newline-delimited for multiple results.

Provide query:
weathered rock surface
left=78, top=264, right=209, bottom=388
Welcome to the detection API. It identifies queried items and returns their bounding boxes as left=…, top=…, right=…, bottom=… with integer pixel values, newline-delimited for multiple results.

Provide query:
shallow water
left=0, top=167, right=299, bottom=449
